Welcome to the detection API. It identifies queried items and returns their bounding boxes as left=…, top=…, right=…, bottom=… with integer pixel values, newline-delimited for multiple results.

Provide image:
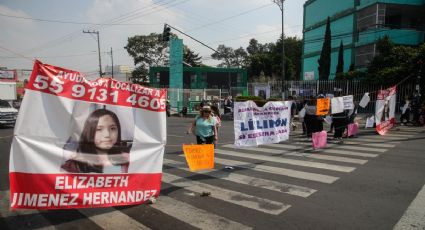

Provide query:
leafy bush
left=235, top=96, right=283, bottom=107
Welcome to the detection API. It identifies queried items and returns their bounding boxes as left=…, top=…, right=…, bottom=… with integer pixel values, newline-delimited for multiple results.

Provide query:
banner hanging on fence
left=375, top=86, right=396, bottom=135
left=9, top=60, right=167, bottom=210
left=182, top=144, right=214, bottom=171
left=316, top=98, right=330, bottom=115
left=359, top=93, right=370, bottom=108
left=234, top=100, right=291, bottom=147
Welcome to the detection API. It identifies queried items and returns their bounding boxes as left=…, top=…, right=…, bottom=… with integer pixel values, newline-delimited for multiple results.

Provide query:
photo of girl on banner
left=61, top=107, right=132, bottom=173
left=10, top=60, right=166, bottom=210
left=375, top=86, right=396, bottom=135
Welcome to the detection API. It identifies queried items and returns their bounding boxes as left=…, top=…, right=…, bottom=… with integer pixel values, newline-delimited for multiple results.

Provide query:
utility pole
left=83, top=30, right=102, bottom=77
left=273, top=0, right=286, bottom=98
left=109, top=47, right=114, bottom=78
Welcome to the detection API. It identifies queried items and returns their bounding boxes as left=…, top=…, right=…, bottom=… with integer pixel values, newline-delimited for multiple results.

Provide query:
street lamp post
left=273, top=0, right=285, bottom=98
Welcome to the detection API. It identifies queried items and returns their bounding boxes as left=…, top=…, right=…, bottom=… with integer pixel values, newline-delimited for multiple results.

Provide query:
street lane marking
left=222, top=144, right=367, bottom=164
left=222, top=144, right=288, bottom=154
left=393, top=184, right=425, bottom=230
left=265, top=142, right=379, bottom=158
left=152, top=196, right=251, bottom=230
left=176, top=155, right=339, bottom=184
left=294, top=140, right=395, bottom=148
left=339, top=141, right=396, bottom=148
left=167, top=134, right=185, bottom=138
left=78, top=208, right=151, bottom=230
left=162, top=173, right=291, bottom=215
left=332, top=145, right=387, bottom=153
left=0, top=190, right=54, bottom=229
left=283, top=152, right=368, bottom=165
left=164, top=158, right=317, bottom=198
left=0, top=135, right=13, bottom=139
left=216, top=148, right=355, bottom=173
left=318, top=149, right=378, bottom=158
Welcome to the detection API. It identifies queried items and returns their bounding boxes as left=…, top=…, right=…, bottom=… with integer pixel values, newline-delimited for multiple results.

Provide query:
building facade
left=149, top=66, right=248, bottom=94
left=302, top=0, right=425, bottom=80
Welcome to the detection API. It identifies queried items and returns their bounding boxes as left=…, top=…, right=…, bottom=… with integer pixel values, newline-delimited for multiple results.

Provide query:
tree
left=183, top=46, right=203, bottom=67
left=245, top=39, right=273, bottom=80
left=367, top=36, right=417, bottom=84
left=211, top=45, right=247, bottom=68
left=336, top=40, right=344, bottom=75
left=245, top=37, right=302, bottom=81
left=318, top=17, right=331, bottom=80
left=125, top=33, right=168, bottom=83
left=278, top=36, right=302, bottom=80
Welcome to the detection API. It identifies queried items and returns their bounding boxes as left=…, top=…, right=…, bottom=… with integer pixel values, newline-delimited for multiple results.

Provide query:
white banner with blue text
left=234, top=100, right=291, bottom=147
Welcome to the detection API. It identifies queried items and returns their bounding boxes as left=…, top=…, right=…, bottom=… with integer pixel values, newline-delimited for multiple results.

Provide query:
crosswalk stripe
left=331, top=145, right=387, bottom=153
left=153, top=196, right=252, bottom=229
left=215, top=148, right=356, bottom=173
left=393, top=184, right=425, bottom=230
left=363, top=135, right=411, bottom=140
left=284, top=141, right=378, bottom=157
left=385, top=133, right=415, bottom=138
left=176, top=155, right=338, bottom=184
left=162, top=173, right=291, bottom=215
left=293, top=140, right=395, bottom=148
left=222, top=144, right=287, bottom=154
left=286, top=141, right=387, bottom=153
left=164, top=158, right=317, bottom=198
left=283, top=152, right=368, bottom=165
left=222, top=144, right=367, bottom=164
left=339, top=141, right=396, bottom=148
left=78, top=208, right=151, bottom=230
left=0, top=190, right=53, bottom=230
left=0, top=189, right=150, bottom=230
left=318, top=149, right=378, bottom=158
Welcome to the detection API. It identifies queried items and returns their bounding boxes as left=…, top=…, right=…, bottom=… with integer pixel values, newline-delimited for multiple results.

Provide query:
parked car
left=0, top=99, right=18, bottom=127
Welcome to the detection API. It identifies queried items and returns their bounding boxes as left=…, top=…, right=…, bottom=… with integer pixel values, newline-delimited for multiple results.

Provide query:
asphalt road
left=1, top=117, right=425, bottom=230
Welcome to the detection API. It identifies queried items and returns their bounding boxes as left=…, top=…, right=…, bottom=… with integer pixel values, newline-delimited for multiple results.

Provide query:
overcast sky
left=0, top=0, right=306, bottom=77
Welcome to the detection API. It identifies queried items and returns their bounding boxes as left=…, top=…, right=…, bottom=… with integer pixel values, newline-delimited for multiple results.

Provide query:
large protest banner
left=375, top=86, right=396, bottom=135
left=9, top=60, right=166, bottom=209
left=234, top=101, right=291, bottom=147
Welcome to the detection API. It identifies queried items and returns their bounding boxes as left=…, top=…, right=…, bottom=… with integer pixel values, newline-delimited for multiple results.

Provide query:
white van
left=0, top=99, right=18, bottom=127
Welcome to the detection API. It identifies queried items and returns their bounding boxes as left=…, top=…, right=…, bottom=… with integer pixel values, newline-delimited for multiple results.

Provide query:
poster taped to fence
left=343, top=95, right=354, bottom=110
left=331, top=97, right=344, bottom=114
left=9, top=60, right=167, bottom=209
left=234, top=100, right=291, bottom=147
left=375, top=86, right=396, bottom=135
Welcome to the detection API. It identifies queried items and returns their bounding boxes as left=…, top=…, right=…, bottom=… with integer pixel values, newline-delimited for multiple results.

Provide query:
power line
left=21, top=0, right=183, bottom=55
left=185, top=3, right=273, bottom=33
left=0, top=12, right=161, bottom=26
left=0, top=51, right=98, bottom=59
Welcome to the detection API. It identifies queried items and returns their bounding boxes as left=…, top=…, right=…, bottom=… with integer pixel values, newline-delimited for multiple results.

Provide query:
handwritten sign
left=316, top=98, right=330, bottom=115
left=183, top=144, right=214, bottom=171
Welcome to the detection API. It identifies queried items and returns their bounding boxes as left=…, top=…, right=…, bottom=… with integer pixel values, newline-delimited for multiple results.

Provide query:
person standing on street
left=187, top=106, right=218, bottom=144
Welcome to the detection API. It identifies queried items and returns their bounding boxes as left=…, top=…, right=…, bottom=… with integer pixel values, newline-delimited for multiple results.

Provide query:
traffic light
left=162, top=24, right=171, bottom=42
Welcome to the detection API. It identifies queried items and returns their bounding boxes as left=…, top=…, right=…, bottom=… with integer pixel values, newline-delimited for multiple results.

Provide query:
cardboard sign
left=183, top=144, right=214, bottom=171
left=359, top=93, right=370, bottom=108
left=343, top=95, right=354, bottom=110
left=316, top=98, right=330, bottom=115
left=331, top=97, right=344, bottom=114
